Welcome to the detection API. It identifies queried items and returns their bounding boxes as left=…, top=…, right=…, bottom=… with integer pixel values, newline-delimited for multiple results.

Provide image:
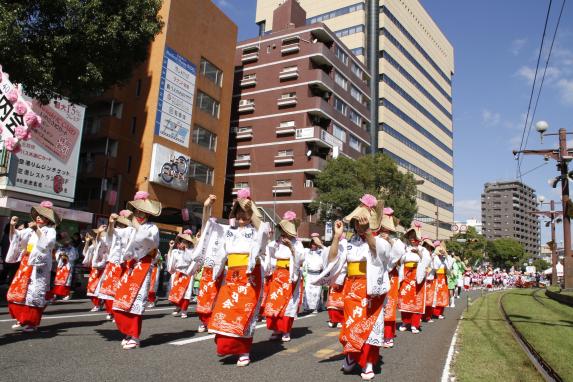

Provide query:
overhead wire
left=515, top=0, right=553, bottom=180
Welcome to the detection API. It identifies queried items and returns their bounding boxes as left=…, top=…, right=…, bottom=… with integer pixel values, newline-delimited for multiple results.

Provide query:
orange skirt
left=264, top=267, right=294, bottom=318
left=398, top=265, right=425, bottom=314
left=435, top=273, right=450, bottom=308
left=327, top=284, right=344, bottom=311
left=425, top=278, right=437, bottom=307
left=196, top=267, right=222, bottom=315
left=383, top=268, right=400, bottom=321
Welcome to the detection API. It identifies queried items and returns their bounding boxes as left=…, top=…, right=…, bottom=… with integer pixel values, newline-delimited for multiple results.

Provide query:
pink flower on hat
left=283, top=211, right=297, bottom=220
left=383, top=207, right=394, bottom=216
left=119, top=210, right=131, bottom=217
left=134, top=191, right=149, bottom=200
left=237, top=188, right=251, bottom=199
left=24, top=112, right=42, bottom=129
left=14, top=100, right=27, bottom=115
left=6, top=88, right=19, bottom=103
left=433, top=240, right=441, bottom=247
left=360, top=194, right=377, bottom=208
left=311, top=233, right=319, bottom=237
left=40, top=201, right=53, bottom=209
left=183, top=229, right=193, bottom=235
left=413, top=221, right=422, bottom=228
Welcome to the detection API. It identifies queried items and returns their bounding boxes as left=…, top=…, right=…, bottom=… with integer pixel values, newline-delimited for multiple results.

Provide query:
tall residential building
left=255, top=0, right=455, bottom=239
left=75, top=0, right=237, bottom=229
left=481, top=180, right=540, bottom=256
left=226, top=0, right=371, bottom=238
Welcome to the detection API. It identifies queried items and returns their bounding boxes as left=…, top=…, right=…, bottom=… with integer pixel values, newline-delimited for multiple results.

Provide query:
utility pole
left=530, top=199, right=561, bottom=286
left=367, top=0, right=379, bottom=155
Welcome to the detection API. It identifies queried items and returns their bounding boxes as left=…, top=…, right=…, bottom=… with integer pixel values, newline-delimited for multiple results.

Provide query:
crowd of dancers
left=6, top=189, right=474, bottom=380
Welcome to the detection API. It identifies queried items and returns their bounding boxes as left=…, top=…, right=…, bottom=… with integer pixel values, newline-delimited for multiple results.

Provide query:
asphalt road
left=0, top=292, right=477, bottom=382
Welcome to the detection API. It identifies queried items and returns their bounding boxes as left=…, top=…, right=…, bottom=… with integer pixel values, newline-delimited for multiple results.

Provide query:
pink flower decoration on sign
left=13, top=101, right=27, bottom=115
left=6, top=88, right=19, bottom=103
left=360, top=194, right=377, bottom=208
left=4, top=137, right=19, bottom=152
left=283, top=210, right=297, bottom=220
left=24, top=112, right=41, bottom=129
left=413, top=221, right=422, bottom=228
left=383, top=207, right=394, bottom=216
left=40, top=201, right=53, bottom=209
left=237, top=188, right=250, bottom=199
left=183, top=229, right=193, bottom=235
left=134, top=191, right=149, bottom=200
left=119, top=210, right=131, bottom=217
left=14, top=126, right=29, bottom=140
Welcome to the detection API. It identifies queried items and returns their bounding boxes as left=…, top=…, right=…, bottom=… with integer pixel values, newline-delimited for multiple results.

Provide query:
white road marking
left=0, top=307, right=174, bottom=323
left=169, top=314, right=317, bottom=346
left=440, top=316, right=461, bottom=382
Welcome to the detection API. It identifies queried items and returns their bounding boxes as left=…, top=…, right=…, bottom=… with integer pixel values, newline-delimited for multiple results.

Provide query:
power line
left=520, top=161, right=549, bottom=178
left=516, top=0, right=553, bottom=180
left=521, top=0, right=567, bottom=164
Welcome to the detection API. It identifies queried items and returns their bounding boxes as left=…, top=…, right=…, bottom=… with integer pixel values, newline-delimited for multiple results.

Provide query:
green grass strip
left=502, top=289, right=573, bottom=381
left=453, top=291, right=542, bottom=382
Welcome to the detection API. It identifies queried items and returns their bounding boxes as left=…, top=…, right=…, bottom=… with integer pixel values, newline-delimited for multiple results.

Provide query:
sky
left=213, top=0, right=573, bottom=244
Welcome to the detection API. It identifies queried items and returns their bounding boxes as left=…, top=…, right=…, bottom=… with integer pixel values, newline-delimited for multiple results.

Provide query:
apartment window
left=332, top=124, right=347, bottom=142
left=349, top=134, right=362, bottom=152
left=280, top=92, right=296, bottom=99
left=242, top=73, right=256, bottom=81
left=275, top=179, right=292, bottom=187
left=350, top=86, right=363, bottom=104
left=200, top=57, right=223, bottom=87
left=196, top=91, right=220, bottom=118
left=335, top=45, right=349, bottom=65
left=283, top=65, right=298, bottom=73
left=234, top=182, right=248, bottom=189
left=280, top=120, right=295, bottom=128
left=334, top=71, right=348, bottom=90
left=189, top=160, right=214, bottom=185
left=351, top=63, right=365, bottom=81
left=130, top=117, right=136, bottom=134
left=277, top=149, right=294, bottom=157
left=348, top=109, right=362, bottom=127
left=335, top=24, right=365, bottom=38
left=192, top=125, right=217, bottom=151
left=334, top=97, right=347, bottom=115
left=306, top=2, right=365, bottom=24
left=135, top=79, right=142, bottom=97
left=351, top=47, right=365, bottom=57
left=236, top=153, right=251, bottom=161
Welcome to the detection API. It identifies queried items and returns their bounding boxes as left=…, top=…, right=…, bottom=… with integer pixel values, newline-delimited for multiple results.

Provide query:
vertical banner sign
left=8, top=97, right=85, bottom=202
left=154, top=46, right=196, bottom=148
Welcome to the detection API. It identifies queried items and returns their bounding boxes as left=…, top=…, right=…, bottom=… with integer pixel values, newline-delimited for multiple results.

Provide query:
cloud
left=516, top=65, right=561, bottom=85
left=509, top=134, right=523, bottom=149
left=510, top=38, right=527, bottom=56
left=556, top=78, right=573, bottom=104
left=481, top=109, right=501, bottom=126
left=455, top=200, right=482, bottom=221
left=216, top=0, right=233, bottom=9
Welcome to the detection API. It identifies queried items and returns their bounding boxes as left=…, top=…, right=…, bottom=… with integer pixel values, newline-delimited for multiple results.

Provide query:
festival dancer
left=379, top=207, right=406, bottom=349
left=49, top=232, right=79, bottom=301
left=195, top=194, right=224, bottom=333
left=398, top=222, right=431, bottom=334
left=258, top=227, right=276, bottom=321
left=316, top=195, right=392, bottom=381
left=95, top=210, right=133, bottom=320
left=302, top=233, right=325, bottom=313
left=147, top=254, right=161, bottom=308
left=422, top=238, right=437, bottom=323
left=83, top=226, right=109, bottom=312
left=207, top=188, right=269, bottom=367
left=112, top=191, right=161, bottom=350
left=264, top=211, right=305, bottom=343
left=167, top=230, right=196, bottom=319
left=431, top=242, right=451, bottom=319
left=6, top=202, right=59, bottom=332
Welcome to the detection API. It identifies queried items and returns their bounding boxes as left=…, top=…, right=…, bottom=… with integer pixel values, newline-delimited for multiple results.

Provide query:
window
left=236, top=153, right=251, bottom=161
left=234, top=182, right=248, bottom=189
left=334, top=97, right=347, bottom=115
left=335, top=46, right=349, bottom=65
left=192, top=125, right=217, bottom=151
left=130, top=117, right=136, bottom=134
left=348, top=109, right=362, bottom=127
left=282, top=65, right=298, bottom=73
left=280, top=120, right=295, bottom=128
left=280, top=92, right=296, bottom=99
left=277, top=149, right=294, bottom=157
left=242, top=45, right=259, bottom=54
left=200, top=57, right=223, bottom=87
left=243, top=74, right=256, bottom=80
left=189, top=160, right=214, bottom=185
left=334, top=71, right=348, bottom=90
left=351, top=63, right=365, bottom=81
left=350, top=86, right=363, bottom=104
left=196, top=91, right=220, bottom=118
left=349, top=134, right=363, bottom=152
left=275, top=179, right=292, bottom=187
left=351, top=47, right=365, bottom=57
left=335, top=24, right=365, bottom=38
left=307, top=2, right=365, bottom=24
left=332, top=124, right=347, bottom=142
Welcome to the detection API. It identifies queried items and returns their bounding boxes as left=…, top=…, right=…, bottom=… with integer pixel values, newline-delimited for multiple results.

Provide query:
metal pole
left=435, top=204, right=439, bottom=239
left=367, top=0, right=379, bottom=155
left=550, top=200, right=558, bottom=286
left=559, top=128, right=572, bottom=289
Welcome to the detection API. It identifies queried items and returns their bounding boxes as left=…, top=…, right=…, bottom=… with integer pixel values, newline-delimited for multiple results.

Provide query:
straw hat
left=117, top=209, right=133, bottom=227
left=177, top=229, right=194, bottom=243
left=344, top=194, right=378, bottom=225
left=422, top=237, right=435, bottom=249
left=229, top=188, right=262, bottom=225
left=278, top=210, right=300, bottom=237
left=404, top=221, right=422, bottom=241
left=31, top=200, right=61, bottom=226
left=128, top=191, right=162, bottom=217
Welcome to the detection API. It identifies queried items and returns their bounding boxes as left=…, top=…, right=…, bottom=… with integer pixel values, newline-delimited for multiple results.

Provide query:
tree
left=486, top=238, right=527, bottom=270
left=0, top=1, right=164, bottom=103
left=531, top=258, right=551, bottom=272
left=310, top=153, right=418, bottom=227
left=445, top=227, right=486, bottom=266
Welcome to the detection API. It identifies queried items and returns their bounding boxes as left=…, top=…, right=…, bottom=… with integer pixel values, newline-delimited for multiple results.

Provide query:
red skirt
left=8, top=303, right=44, bottom=327
left=215, top=335, right=253, bottom=356
left=267, top=315, right=295, bottom=333
left=50, top=285, right=71, bottom=297
left=328, top=309, right=344, bottom=324
left=114, top=311, right=143, bottom=338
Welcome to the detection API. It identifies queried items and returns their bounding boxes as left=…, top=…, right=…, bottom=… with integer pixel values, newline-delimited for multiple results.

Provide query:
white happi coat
left=95, top=227, right=133, bottom=300
left=11, top=227, right=57, bottom=307
left=303, top=247, right=325, bottom=311
left=5, top=228, right=33, bottom=264
left=167, top=248, right=194, bottom=300
left=113, top=222, right=160, bottom=315
left=55, top=245, right=78, bottom=287
left=266, top=238, right=305, bottom=318
left=400, top=245, right=432, bottom=284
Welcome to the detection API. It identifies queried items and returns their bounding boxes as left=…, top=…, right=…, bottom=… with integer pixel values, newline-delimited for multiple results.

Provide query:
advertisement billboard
left=154, top=46, right=196, bottom=148
left=149, top=143, right=190, bottom=191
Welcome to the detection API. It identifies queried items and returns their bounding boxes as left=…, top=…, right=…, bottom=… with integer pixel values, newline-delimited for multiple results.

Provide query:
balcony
left=272, top=184, right=293, bottom=195
left=281, top=43, right=300, bottom=55
left=303, top=156, right=328, bottom=175
left=233, top=157, right=251, bottom=168
left=276, top=122, right=296, bottom=136
left=238, top=101, right=255, bottom=113
left=277, top=95, right=297, bottom=107
left=240, top=76, right=257, bottom=88
left=235, top=128, right=253, bottom=140
left=274, top=153, right=294, bottom=165
left=241, top=47, right=259, bottom=63
left=294, top=126, right=344, bottom=150
left=279, top=67, right=299, bottom=81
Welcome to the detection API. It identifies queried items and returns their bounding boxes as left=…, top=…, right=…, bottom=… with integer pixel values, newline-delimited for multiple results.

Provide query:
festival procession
left=1, top=1, right=572, bottom=382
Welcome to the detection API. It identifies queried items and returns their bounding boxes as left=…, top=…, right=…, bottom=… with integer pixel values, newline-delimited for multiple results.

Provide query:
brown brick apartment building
left=75, top=0, right=237, bottom=228
left=225, top=0, right=371, bottom=239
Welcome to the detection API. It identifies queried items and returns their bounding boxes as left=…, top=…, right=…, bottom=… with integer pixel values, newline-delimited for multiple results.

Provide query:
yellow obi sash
left=276, top=259, right=290, bottom=268
left=26, top=243, right=34, bottom=253
left=347, top=261, right=366, bottom=276
left=404, top=262, right=418, bottom=268
left=228, top=253, right=249, bottom=268
left=436, top=268, right=446, bottom=274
